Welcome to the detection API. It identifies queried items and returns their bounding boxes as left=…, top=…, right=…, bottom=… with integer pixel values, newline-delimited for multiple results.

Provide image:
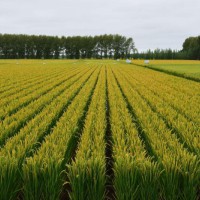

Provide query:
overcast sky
left=0, top=0, right=199, bottom=51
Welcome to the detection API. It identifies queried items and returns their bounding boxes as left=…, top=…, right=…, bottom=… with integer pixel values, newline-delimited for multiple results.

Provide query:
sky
left=0, top=0, right=200, bottom=52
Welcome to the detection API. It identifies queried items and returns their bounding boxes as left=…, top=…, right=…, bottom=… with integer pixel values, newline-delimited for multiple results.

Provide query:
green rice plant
left=114, top=157, right=141, bottom=200
left=0, top=60, right=78, bottom=99
left=120, top=68, right=200, bottom=154
left=112, top=65, right=200, bottom=200
left=0, top=66, right=85, bottom=120
left=107, top=67, right=161, bottom=200
left=22, top=68, right=100, bottom=200
left=68, top=67, right=106, bottom=200
left=121, top=65, right=200, bottom=124
left=0, top=60, right=199, bottom=199
left=0, top=67, right=95, bottom=200
left=0, top=157, right=21, bottom=200
left=0, top=66, right=79, bottom=108
left=139, top=161, right=162, bottom=199
left=0, top=67, right=90, bottom=146
left=68, top=158, right=106, bottom=200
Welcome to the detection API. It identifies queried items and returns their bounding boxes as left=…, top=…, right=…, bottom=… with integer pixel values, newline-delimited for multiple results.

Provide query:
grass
left=131, top=59, right=200, bottom=81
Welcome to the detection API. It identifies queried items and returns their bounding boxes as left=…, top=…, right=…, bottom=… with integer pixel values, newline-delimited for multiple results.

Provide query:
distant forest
left=0, top=34, right=199, bottom=59
left=0, top=34, right=134, bottom=59
left=137, top=36, right=200, bottom=60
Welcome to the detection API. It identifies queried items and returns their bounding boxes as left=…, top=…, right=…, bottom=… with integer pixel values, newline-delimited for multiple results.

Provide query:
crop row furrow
left=0, top=67, right=98, bottom=200
left=0, top=67, right=92, bottom=146
left=112, top=67, right=199, bottom=200
left=129, top=64, right=200, bottom=96
left=125, top=65, right=200, bottom=99
left=112, top=71, right=158, bottom=161
left=0, top=61, right=78, bottom=92
left=133, top=88, right=199, bottom=155
left=0, top=66, right=61, bottom=94
left=0, top=67, right=87, bottom=121
left=107, top=66, right=159, bottom=200
left=68, top=66, right=106, bottom=200
left=21, top=67, right=100, bottom=200
left=122, top=66, right=200, bottom=124
left=0, top=66, right=80, bottom=107
left=0, top=66, right=72, bottom=99
left=105, top=67, right=115, bottom=200
left=143, top=64, right=200, bottom=83
left=118, top=68, right=200, bottom=155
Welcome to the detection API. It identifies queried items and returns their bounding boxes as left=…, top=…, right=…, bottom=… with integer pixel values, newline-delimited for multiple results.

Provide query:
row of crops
left=131, top=60, right=200, bottom=82
left=0, top=60, right=199, bottom=200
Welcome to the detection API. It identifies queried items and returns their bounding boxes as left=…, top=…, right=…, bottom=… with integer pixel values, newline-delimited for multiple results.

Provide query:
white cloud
left=0, top=0, right=199, bottom=51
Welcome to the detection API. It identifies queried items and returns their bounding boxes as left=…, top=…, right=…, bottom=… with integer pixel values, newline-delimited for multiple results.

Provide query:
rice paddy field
left=0, top=59, right=200, bottom=200
left=132, top=60, right=200, bottom=81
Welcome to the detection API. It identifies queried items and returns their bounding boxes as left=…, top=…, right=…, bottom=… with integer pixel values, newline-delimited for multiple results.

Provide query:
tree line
left=0, top=34, right=135, bottom=59
left=0, top=34, right=199, bottom=60
left=134, top=36, right=200, bottom=60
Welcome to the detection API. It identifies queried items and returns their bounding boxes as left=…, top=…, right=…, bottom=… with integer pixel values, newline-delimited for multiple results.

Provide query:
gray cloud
left=0, top=0, right=200, bottom=51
